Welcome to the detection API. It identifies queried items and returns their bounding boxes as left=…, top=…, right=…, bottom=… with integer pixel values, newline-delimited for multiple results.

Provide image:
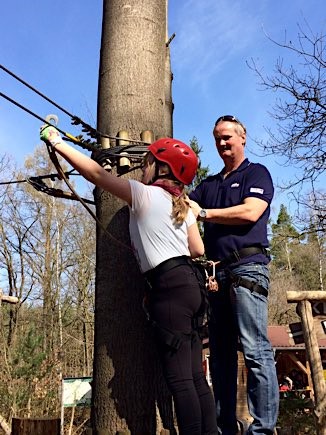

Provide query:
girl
left=40, top=125, right=218, bottom=435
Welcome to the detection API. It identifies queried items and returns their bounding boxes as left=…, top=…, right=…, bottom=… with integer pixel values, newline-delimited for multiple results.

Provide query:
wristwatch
left=198, top=209, right=207, bottom=221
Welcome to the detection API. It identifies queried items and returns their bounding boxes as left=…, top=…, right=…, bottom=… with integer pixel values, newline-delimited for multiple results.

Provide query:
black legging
left=148, top=263, right=218, bottom=435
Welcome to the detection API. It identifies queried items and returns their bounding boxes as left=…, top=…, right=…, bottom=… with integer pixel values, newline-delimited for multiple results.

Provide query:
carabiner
left=45, top=114, right=59, bottom=126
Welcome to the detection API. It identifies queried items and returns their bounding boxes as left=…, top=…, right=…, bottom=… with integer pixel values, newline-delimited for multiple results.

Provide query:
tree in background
left=303, top=190, right=325, bottom=291
left=268, top=203, right=325, bottom=325
left=248, top=23, right=326, bottom=234
left=270, top=204, right=302, bottom=272
left=269, top=204, right=302, bottom=324
left=188, top=136, right=210, bottom=190
left=0, top=151, right=95, bottom=430
left=187, top=137, right=210, bottom=240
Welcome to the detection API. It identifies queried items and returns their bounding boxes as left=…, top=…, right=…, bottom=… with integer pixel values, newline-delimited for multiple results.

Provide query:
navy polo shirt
left=189, top=159, right=274, bottom=265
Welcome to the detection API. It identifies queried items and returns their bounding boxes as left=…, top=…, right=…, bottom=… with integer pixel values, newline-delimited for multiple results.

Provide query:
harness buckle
left=263, top=247, right=271, bottom=259
left=230, top=272, right=242, bottom=287
left=206, top=261, right=219, bottom=292
left=231, top=250, right=241, bottom=262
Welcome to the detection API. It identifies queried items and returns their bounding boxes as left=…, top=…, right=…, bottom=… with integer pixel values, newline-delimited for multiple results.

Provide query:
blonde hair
left=155, top=163, right=190, bottom=225
left=234, top=123, right=246, bottom=136
left=171, top=187, right=190, bottom=226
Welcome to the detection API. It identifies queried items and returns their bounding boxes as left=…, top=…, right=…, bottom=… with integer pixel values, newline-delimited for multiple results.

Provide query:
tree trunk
left=92, top=1, right=174, bottom=433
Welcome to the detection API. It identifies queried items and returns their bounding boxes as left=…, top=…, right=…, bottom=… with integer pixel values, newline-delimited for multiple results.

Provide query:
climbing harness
left=142, top=296, right=194, bottom=351
left=228, top=271, right=268, bottom=297
left=200, top=247, right=271, bottom=297
left=142, top=256, right=217, bottom=348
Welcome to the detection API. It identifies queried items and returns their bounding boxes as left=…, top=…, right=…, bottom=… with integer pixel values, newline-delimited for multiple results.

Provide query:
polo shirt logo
left=250, top=187, right=264, bottom=194
left=231, top=183, right=240, bottom=188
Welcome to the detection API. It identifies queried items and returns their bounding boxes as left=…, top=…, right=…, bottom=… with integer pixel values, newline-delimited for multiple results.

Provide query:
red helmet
left=148, top=138, right=198, bottom=184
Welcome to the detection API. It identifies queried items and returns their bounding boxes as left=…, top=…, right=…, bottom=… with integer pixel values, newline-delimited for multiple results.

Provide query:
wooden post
left=287, top=291, right=326, bottom=302
left=287, top=291, right=326, bottom=435
left=0, top=289, right=19, bottom=304
left=296, top=301, right=325, bottom=403
left=140, top=130, right=154, bottom=144
left=117, top=130, right=130, bottom=171
left=11, top=418, right=60, bottom=435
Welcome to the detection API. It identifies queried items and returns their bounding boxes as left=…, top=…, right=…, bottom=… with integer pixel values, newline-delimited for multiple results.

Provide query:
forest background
left=0, top=0, right=325, bottom=432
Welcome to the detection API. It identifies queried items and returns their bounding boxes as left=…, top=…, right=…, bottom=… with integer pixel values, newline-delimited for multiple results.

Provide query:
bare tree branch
left=247, top=23, right=326, bottom=189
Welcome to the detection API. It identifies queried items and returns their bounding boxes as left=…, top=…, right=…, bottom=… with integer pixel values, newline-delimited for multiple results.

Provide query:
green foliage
left=291, top=243, right=324, bottom=291
left=270, top=204, right=325, bottom=292
left=277, top=397, right=315, bottom=434
left=271, top=204, right=301, bottom=241
left=12, top=327, right=47, bottom=380
left=8, top=326, right=48, bottom=411
left=5, top=324, right=60, bottom=416
left=188, top=136, right=210, bottom=190
left=270, top=204, right=302, bottom=270
left=186, top=137, right=210, bottom=240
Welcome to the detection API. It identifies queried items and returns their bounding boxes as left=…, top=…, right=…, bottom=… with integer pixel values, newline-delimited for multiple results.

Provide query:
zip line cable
left=0, top=63, right=149, bottom=251
left=0, top=63, right=76, bottom=119
left=0, top=91, right=149, bottom=163
left=0, top=63, right=149, bottom=145
left=0, top=91, right=98, bottom=152
left=0, top=170, right=76, bottom=185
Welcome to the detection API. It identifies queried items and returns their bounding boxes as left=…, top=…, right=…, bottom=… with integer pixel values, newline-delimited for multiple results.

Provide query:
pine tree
left=188, top=136, right=210, bottom=190
left=270, top=204, right=301, bottom=271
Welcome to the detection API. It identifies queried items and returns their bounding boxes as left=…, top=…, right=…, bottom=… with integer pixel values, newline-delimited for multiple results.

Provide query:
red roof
left=268, top=325, right=326, bottom=349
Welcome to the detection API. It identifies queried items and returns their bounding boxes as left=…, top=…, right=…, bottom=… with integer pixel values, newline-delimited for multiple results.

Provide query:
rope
left=44, top=143, right=135, bottom=252
left=0, top=170, right=76, bottom=186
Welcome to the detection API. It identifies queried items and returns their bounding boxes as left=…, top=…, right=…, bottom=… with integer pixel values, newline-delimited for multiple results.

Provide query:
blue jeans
left=208, top=263, right=279, bottom=435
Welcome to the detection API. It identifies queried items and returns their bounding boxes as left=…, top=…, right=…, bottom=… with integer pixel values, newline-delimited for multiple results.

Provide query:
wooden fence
left=11, top=418, right=60, bottom=435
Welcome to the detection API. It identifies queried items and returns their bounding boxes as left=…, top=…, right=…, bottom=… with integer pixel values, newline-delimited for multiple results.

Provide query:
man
left=189, top=115, right=279, bottom=435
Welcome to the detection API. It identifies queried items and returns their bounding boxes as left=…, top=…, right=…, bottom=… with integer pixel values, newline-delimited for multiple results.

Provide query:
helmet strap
left=148, top=160, right=172, bottom=184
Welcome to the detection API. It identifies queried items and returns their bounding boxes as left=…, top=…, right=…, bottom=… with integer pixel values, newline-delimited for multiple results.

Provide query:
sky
left=0, top=0, right=325, bottom=222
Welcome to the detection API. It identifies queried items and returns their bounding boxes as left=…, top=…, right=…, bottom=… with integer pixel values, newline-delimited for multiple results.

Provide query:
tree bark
left=92, top=1, right=174, bottom=433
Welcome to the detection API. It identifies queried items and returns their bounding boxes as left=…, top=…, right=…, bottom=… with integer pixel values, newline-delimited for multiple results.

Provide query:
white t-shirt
left=128, top=179, right=196, bottom=273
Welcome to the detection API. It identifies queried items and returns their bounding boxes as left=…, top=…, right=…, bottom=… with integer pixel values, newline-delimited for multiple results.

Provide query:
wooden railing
left=287, top=291, right=326, bottom=435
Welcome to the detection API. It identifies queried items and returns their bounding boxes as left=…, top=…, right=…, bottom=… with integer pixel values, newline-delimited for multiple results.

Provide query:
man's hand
left=40, top=125, right=63, bottom=146
left=189, top=199, right=201, bottom=218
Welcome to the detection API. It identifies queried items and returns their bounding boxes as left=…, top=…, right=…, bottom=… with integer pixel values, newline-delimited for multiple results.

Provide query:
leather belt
left=217, top=246, right=270, bottom=269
